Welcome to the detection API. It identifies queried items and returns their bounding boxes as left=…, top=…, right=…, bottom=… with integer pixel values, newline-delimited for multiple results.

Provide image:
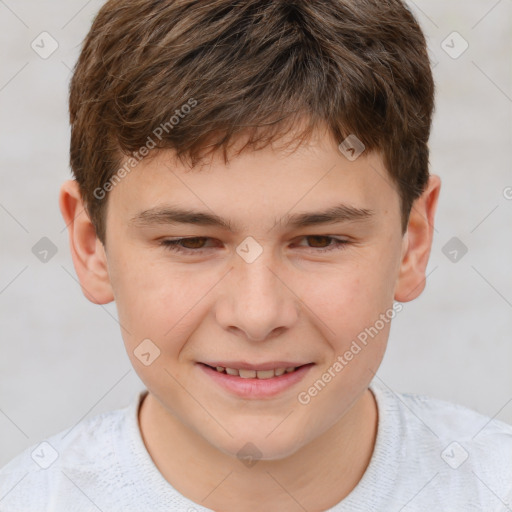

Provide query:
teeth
left=256, top=369, right=275, bottom=379
left=238, top=369, right=256, bottom=379
left=212, top=366, right=297, bottom=378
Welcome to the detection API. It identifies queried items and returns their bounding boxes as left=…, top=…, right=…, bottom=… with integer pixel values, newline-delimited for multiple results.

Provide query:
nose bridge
left=217, top=244, right=298, bottom=341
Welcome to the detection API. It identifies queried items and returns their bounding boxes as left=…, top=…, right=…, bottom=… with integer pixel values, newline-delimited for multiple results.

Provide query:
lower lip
left=198, top=363, right=314, bottom=399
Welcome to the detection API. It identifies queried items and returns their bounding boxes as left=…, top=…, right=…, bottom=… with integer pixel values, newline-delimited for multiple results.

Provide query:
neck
left=138, top=388, right=378, bottom=512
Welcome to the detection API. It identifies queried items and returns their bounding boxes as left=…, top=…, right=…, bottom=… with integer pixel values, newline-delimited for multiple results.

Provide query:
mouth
left=197, top=362, right=314, bottom=399
left=203, top=363, right=304, bottom=379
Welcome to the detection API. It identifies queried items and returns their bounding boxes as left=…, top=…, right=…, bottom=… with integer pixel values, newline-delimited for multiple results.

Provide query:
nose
left=215, top=249, right=300, bottom=342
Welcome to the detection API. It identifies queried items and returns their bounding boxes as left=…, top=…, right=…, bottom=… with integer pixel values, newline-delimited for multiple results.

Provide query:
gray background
left=1, top=0, right=511, bottom=467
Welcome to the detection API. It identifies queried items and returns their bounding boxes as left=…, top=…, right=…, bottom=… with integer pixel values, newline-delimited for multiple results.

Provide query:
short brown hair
left=69, top=0, right=435, bottom=245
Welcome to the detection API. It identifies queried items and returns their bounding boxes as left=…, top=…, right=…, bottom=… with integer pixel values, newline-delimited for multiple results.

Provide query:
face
left=85, top=126, right=408, bottom=459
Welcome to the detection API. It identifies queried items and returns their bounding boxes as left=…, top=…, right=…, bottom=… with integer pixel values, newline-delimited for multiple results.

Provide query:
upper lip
left=201, top=361, right=311, bottom=371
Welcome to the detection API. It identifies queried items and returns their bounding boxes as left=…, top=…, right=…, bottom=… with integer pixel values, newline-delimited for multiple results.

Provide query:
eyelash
left=159, top=236, right=350, bottom=255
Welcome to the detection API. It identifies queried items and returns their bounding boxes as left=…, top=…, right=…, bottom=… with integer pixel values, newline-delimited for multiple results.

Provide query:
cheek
left=110, top=253, right=217, bottom=351
left=108, top=235, right=400, bottom=357
left=303, top=257, right=397, bottom=344
left=110, top=260, right=213, bottom=390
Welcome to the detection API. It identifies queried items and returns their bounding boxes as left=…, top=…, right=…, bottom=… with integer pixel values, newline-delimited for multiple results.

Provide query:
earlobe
left=58, top=180, right=114, bottom=305
left=394, top=175, right=441, bottom=303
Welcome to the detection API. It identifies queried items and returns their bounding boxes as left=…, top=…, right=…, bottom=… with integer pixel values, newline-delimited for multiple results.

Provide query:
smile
left=198, top=362, right=314, bottom=399
left=208, top=365, right=299, bottom=379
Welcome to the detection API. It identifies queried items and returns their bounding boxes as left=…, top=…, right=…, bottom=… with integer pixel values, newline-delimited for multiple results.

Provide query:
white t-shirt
left=1, top=378, right=511, bottom=511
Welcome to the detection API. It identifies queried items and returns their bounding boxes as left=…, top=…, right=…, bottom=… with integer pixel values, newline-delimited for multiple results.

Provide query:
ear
left=394, top=175, right=441, bottom=302
left=59, top=179, right=114, bottom=305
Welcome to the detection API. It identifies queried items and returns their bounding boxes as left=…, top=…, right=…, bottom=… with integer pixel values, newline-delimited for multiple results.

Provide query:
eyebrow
left=130, top=204, right=374, bottom=231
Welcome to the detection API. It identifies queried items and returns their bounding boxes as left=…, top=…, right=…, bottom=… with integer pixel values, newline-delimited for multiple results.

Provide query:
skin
left=59, top=122, right=440, bottom=512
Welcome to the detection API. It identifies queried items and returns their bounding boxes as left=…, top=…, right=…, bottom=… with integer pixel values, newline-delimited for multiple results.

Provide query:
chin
left=209, top=427, right=308, bottom=463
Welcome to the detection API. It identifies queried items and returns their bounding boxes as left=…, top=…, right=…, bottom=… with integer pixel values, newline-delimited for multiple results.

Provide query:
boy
left=1, top=0, right=511, bottom=510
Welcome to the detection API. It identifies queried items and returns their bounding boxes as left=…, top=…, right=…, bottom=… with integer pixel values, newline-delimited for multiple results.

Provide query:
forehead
left=107, top=131, right=400, bottom=233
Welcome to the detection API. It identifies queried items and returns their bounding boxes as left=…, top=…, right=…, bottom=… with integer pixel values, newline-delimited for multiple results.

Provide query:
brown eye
left=295, top=236, right=350, bottom=253
left=178, top=237, right=208, bottom=249
left=160, top=237, right=213, bottom=253
left=159, top=235, right=350, bottom=255
left=306, top=235, right=332, bottom=248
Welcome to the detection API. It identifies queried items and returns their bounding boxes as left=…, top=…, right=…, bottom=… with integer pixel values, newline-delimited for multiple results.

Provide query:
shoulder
left=370, top=380, right=512, bottom=509
left=0, top=397, right=137, bottom=511
left=373, top=379, right=512, bottom=443
left=395, top=385, right=512, bottom=453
